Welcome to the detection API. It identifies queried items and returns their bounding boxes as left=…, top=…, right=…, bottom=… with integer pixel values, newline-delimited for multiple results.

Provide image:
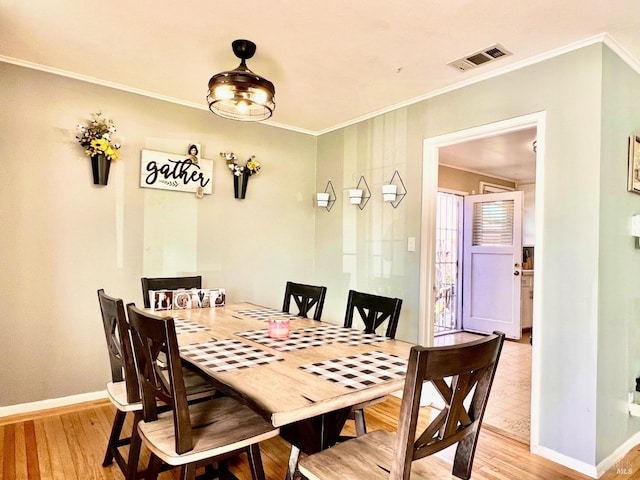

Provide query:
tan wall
left=437, top=165, right=515, bottom=193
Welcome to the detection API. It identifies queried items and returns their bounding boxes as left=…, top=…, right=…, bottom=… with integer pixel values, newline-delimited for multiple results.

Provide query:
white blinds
left=472, top=200, right=514, bottom=246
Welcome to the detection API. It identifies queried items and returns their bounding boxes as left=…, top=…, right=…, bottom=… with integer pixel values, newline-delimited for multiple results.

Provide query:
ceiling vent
left=447, top=44, right=512, bottom=72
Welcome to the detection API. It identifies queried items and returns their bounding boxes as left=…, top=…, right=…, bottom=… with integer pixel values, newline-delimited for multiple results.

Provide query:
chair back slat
left=391, top=332, right=505, bottom=479
left=344, top=290, right=402, bottom=339
left=141, top=276, right=202, bottom=308
left=282, top=281, right=327, bottom=320
left=126, top=304, right=194, bottom=455
left=97, top=289, right=140, bottom=404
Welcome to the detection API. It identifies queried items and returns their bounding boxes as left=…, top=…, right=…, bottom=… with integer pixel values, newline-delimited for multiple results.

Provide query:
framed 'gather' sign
left=140, top=144, right=213, bottom=196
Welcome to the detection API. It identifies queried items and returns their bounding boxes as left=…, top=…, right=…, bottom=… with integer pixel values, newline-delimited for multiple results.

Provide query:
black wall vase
left=233, top=170, right=250, bottom=199
left=91, top=154, right=111, bottom=185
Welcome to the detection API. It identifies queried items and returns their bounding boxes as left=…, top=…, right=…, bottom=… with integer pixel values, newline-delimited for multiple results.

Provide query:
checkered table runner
left=298, top=325, right=387, bottom=346
left=235, top=329, right=330, bottom=351
left=179, top=339, right=282, bottom=373
left=234, top=308, right=299, bottom=322
left=173, top=318, right=210, bottom=335
left=299, top=351, right=408, bottom=390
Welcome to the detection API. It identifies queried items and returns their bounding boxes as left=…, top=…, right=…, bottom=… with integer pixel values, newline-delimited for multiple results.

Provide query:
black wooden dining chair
left=285, top=289, right=403, bottom=480
left=98, top=289, right=217, bottom=479
left=126, top=304, right=279, bottom=480
left=344, top=289, right=403, bottom=437
left=98, top=289, right=144, bottom=480
left=299, top=332, right=506, bottom=480
left=282, top=281, right=327, bottom=320
left=141, top=275, right=202, bottom=308
left=344, top=289, right=402, bottom=339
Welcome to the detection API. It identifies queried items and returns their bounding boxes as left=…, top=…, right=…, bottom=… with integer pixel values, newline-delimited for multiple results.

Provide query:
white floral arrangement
left=220, top=152, right=261, bottom=176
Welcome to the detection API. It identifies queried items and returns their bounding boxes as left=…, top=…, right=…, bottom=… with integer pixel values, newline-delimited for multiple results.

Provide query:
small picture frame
left=628, top=135, right=640, bottom=194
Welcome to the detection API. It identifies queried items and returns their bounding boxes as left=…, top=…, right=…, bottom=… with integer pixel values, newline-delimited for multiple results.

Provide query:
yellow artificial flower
left=105, top=146, right=119, bottom=160
left=91, top=138, right=109, bottom=152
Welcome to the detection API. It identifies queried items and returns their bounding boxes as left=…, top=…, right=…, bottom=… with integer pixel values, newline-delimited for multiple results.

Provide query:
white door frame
left=418, top=111, right=546, bottom=450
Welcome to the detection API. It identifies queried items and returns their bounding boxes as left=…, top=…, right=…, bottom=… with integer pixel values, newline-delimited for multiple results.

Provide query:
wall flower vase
left=234, top=170, right=250, bottom=199
left=91, top=153, right=111, bottom=185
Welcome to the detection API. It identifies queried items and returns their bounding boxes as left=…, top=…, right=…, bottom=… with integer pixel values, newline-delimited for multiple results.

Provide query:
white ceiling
left=440, top=128, right=538, bottom=184
left=1, top=1, right=637, bottom=180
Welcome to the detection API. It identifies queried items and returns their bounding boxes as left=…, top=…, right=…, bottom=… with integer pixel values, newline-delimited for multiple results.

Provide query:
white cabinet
left=521, top=272, right=534, bottom=329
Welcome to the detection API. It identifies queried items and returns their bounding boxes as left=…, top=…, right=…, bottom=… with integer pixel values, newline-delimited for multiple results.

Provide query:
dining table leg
left=280, top=407, right=352, bottom=479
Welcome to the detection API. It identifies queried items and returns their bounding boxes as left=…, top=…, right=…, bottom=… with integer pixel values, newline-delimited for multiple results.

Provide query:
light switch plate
left=407, top=237, right=416, bottom=252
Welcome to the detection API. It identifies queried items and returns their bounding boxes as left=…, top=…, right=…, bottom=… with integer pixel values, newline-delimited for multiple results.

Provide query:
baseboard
left=532, top=444, right=598, bottom=478
left=595, top=430, right=640, bottom=478
left=0, top=390, right=107, bottom=419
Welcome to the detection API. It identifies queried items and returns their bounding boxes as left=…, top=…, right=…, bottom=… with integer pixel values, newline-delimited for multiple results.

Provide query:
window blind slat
left=472, top=200, right=514, bottom=246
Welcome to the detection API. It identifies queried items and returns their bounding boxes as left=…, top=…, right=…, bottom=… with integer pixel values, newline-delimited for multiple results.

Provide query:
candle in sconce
left=268, top=317, right=290, bottom=339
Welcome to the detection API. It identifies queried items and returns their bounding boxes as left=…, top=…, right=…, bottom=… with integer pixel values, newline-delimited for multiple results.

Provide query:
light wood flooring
left=3, top=394, right=640, bottom=479
left=434, top=331, right=532, bottom=444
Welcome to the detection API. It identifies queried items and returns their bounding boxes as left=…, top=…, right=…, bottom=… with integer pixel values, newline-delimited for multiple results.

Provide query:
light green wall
left=596, top=47, right=640, bottom=463
left=315, top=111, right=423, bottom=342
left=316, top=44, right=607, bottom=466
left=0, top=62, right=317, bottom=406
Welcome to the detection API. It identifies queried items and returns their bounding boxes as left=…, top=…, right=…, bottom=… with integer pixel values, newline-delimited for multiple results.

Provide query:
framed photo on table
left=628, top=135, right=640, bottom=194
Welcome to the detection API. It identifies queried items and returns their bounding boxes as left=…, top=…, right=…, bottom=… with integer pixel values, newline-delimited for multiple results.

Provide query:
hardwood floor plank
left=0, top=424, right=5, bottom=480
left=33, top=419, right=53, bottom=480
left=13, top=422, right=28, bottom=480
left=2, top=423, right=15, bottom=480
left=24, top=420, right=42, bottom=480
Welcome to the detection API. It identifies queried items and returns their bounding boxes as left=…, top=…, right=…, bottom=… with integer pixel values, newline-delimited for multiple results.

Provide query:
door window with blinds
left=472, top=200, right=514, bottom=246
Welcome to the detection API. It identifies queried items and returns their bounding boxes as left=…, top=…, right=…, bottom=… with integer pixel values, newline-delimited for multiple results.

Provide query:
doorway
left=419, top=112, right=545, bottom=449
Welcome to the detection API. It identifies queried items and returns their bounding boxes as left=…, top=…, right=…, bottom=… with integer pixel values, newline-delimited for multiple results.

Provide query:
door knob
left=514, top=271, right=520, bottom=276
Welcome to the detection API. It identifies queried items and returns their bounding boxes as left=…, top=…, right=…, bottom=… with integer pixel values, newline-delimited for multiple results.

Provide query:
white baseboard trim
left=532, top=445, right=597, bottom=478
left=0, top=390, right=107, bottom=419
left=595, top=430, right=640, bottom=478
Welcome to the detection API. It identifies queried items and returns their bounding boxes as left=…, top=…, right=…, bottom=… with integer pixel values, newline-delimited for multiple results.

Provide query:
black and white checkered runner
left=179, top=339, right=282, bottom=372
left=234, top=308, right=299, bottom=322
left=299, top=351, right=407, bottom=390
left=235, top=329, right=330, bottom=351
left=173, top=317, right=210, bottom=335
left=298, top=325, right=387, bottom=345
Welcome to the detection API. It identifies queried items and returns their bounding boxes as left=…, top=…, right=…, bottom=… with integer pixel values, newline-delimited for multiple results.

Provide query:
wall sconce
left=317, top=180, right=336, bottom=212
left=383, top=170, right=407, bottom=208
left=350, top=175, right=371, bottom=210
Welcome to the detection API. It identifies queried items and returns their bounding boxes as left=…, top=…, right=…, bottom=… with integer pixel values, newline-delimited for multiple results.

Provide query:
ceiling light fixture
left=207, top=39, right=275, bottom=122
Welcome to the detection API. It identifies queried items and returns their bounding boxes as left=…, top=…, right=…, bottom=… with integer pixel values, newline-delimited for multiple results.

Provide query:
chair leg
left=354, top=408, right=367, bottom=436
left=452, top=430, right=480, bottom=480
left=125, top=412, right=143, bottom=480
left=102, top=409, right=126, bottom=466
left=246, top=444, right=266, bottom=480
left=145, top=454, right=163, bottom=480
left=285, top=445, right=301, bottom=480
left=180, top=463, right=198, bottom=480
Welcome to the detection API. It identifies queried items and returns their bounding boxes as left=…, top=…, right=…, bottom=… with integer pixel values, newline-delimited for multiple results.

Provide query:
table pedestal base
left=281, top=407, right=352, bottom=480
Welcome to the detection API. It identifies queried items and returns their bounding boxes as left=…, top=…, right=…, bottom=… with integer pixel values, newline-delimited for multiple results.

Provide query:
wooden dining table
left=147, top=302, right=415, bottom=460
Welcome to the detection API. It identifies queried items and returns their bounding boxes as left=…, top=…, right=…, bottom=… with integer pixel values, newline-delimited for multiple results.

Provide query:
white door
left=462, top=191, right=523, bottom=339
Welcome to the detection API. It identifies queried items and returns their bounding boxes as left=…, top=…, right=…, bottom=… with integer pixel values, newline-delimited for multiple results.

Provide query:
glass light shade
left=207, top=59, right=275, bottom=121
